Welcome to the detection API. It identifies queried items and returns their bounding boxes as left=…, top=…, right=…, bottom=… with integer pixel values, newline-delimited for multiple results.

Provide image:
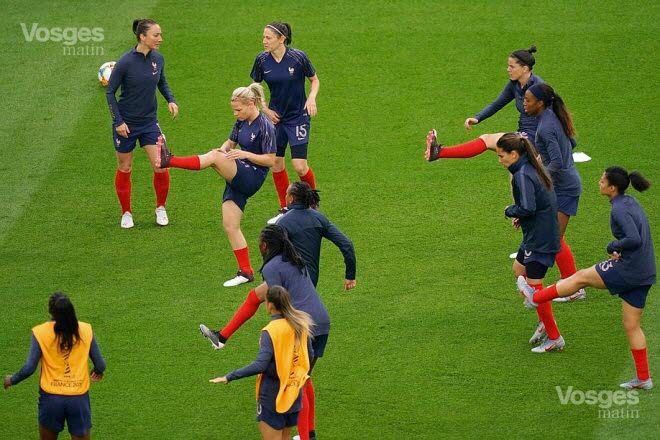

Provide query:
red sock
left=533, top=284, right=559, bottom=304
left=631, top=348, right=650, bottom=380
left=272, top=169, right=290, bottom=208
left=556, top=237, right=577, bottom=278
left=298, top=384, right=310, bottom=440
left=170, top=155, right=201, bottom=170
left=531, top=283, right=561, bottom=340
left=153, top=170, right=170, bottom=207
left=115, top=169, right=132, bottom=213
left=233, top=247, right=253, bottom=274
left=219, top=290, right=263, bottom=340
left=439, top=138, right=487, bottom=159
left=306, top=379, right=316, bottom=431
left=300, top=168, right=316, bottom=189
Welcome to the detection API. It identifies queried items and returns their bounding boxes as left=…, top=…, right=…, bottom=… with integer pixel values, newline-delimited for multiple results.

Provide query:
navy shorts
left=275, top=118, right=311, bottom=158
left=112, top=121, right=163, bottom=153
left=557, top=194, right=580, bottom=216
left=516, top=246, right=555, bottom=279
left=38, top=390, right=91, bottom=437
left=595, top=260, right=651, bottom=309
left=222, top=160, right=267, bottom=211
left=311, top=333, right=329, bottom=358
left=256, top=402, right=299, bottom=430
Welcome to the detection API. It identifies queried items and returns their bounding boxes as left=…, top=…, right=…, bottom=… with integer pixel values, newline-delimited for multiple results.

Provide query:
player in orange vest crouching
left=4, top=292, right=106, bottom=440
left=210, top=286, right=313, bottom=440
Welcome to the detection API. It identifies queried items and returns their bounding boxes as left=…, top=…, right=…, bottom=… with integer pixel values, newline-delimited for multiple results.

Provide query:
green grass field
left=1, top=1, right=659, bottom=438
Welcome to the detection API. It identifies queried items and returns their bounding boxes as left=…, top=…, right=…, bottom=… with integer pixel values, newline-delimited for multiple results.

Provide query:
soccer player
left=106, top=18, right=179, bottom=229
left=426, top=46, right=541, bottom=161
left=202, top=225, right=330, bottom=440
left=523, top=83, right=584, bottom=301
left=210, top=286, right=313, bottom=440
left=156, top=83, right=276, bottom=287
left=519, top=167, right=655, bottom=388
left=4, top=293, right=106, bottom=440
left=496, top=133, right=565, bottom=353
left=250, top=22, right=320, bottom=224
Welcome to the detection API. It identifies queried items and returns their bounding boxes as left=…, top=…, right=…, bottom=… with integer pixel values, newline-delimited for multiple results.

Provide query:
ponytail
left=48, top=292, right=80, bottom=353
left=132, top=18, right=157, bottom=43
left=287, top=181, right=320, bottom=209
left=510, top=45, right=537, bottom=69
left=259, top=225, right=306, bottom=271
left=528, top=83, right=576, bottom=138
left=497, top=133, right=553, bottom=191
left=266, top=286, right=313, bottom=344
left=232, top=82, right=266, bottom=109
left=605, top=166, right=651, bottom=194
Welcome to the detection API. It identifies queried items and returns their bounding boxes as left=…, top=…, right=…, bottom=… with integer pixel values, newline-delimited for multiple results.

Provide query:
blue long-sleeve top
left=10, top=335, right=106, bottom=386
left=606, top=194, right=656, bottom=286
left=504, top=155, right=560, bottom=254
left=534, top=108, right=582, bottom=197
left=475, top=74, right=543, bottom=138
left=226, top=315, right=313, bottom=413
left=106, top=48, right=176, bottom=126
left=276, top=204, right=356, bottom=286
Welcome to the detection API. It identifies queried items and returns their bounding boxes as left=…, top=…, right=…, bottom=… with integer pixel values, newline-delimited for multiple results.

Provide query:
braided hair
left=259, top=225, right=306, bottom=270
left=287, top=181, right=320, bottom=208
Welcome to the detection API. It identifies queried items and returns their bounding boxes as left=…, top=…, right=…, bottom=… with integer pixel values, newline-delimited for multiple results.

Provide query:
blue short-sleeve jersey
left=229, top=113, right=276, bottom=171
left=251, top=48, right=316, bottom=124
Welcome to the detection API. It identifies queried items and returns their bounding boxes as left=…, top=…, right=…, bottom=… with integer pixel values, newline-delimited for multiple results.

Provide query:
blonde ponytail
left=267, top=286, right=313, bottom=344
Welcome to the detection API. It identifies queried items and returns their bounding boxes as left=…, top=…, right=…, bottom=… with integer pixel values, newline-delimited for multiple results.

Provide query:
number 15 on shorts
left=295, top=124, right=308, bottom=141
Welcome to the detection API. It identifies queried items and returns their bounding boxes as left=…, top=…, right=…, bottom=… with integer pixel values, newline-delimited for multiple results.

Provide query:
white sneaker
left=155, top=206, right=169, bottom=226
left=553, top=288, right=587, bottom=303
left=531, top=335, right=565, bottom=353
left=529, top=321, right=546, bottom=345
left=292, top=436, right=301, bottom=440
left=267, top=207, right=289, bottom=225
left=121, top=212, right=134, bottom=229
left=223, top=270, right=255, bottom=287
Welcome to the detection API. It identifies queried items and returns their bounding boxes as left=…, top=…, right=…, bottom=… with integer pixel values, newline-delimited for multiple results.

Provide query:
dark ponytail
left=132, top=18, right=157, bottom=42
left=266, top=22, right=292, bottom=45
left=497, top=133, right=553, bottom=191
left=48, top=292, right=80, bottom=353
left=605, top=166, right=651, bottom=194
left=510, top=45, right=537, bottom=69
left=528, top=83, right=576, bottom=138
left=259, top=225, right=306, bottom=270
left=288, top=181, right=320, bottom=208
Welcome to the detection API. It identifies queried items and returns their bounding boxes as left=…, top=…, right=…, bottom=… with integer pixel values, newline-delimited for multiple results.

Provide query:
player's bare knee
left=292, top=163, right=308, bottom=176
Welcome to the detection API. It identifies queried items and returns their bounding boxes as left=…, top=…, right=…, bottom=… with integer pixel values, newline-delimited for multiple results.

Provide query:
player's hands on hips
left=305, top=98, right=317, bottom=117
left=90, top=371, right=103, bottom=382
left=209, top=376, right=228, bottom=384
left=464, top=117, right=478, bottom=130
left=344, top=279, right=356, bottom=291
left=115, top=123, right=130, bottom=138
left=3, top=375, right=11, bottom=390
left=168, top=102, right=179, bottom=119
left=264, top=108, right=280, bottom=124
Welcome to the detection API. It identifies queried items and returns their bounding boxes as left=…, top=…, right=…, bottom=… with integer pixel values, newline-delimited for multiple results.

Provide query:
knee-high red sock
left=556, top=237, right=577, bottom=278
left=233, top=247, right=253, bottom=274
left=272, top=169, right=290, bottom=208
left=219, top=290, right=263, bottom=340
left=153, top=170, right=170, bottom=207
left=306, top=379, right=316, bottom=432
left=115, top=169, right=132, bottom=213
left=170, top=155, right=201, bottom=170
left=439, top=138, right=487, bottom=159
left=632, top=348, right=650, bottom=380
left=300, top=168, right=316, bottom=189
left=533, top=284, right=560, bottom=304
left=298, top=384, right=310, bottom=440
left=531, top=283, right=560, bottom=340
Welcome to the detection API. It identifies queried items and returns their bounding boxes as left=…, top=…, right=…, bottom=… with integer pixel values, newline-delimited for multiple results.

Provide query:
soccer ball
left=98, top=61, right=116, bottom=87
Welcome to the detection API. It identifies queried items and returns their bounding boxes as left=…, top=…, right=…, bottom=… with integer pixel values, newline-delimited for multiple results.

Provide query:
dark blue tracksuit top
left=505, top=156, right=560, bottom=254
left=607, top=194, right=656, bottom=286
left=106, top=48, right=176, bottom=126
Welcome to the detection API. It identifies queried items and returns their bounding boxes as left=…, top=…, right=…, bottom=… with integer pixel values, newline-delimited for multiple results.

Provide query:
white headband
left=266, top=24, right=285, bottom=38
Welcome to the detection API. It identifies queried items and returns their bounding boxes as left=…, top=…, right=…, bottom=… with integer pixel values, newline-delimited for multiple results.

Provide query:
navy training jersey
left=106, top=48, right=176, bottom=126
left=250, top=48, right=316, bottom=124
left=229, top=112, right=276, bottom=171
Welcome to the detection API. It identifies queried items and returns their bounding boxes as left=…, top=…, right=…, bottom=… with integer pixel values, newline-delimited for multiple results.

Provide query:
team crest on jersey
left=250, top=133, right=256, bottom=142
left=288, top=67, right=295, bottom=76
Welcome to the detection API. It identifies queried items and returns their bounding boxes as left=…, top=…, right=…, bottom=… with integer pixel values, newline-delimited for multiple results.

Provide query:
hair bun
left=528, top=45, right=537, bottom=54
left=132, top=19, right=143, bottom=35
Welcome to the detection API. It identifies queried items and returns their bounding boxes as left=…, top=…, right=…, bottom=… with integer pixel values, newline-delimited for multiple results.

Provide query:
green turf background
left=1, top=1, right=658, bottom=438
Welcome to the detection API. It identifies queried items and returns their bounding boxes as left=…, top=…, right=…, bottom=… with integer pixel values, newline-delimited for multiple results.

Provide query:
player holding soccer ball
left=156, top=83, right=276, bottom=287
left=106, top=18, right=178, bottom=229
left=251, top=22, right=321, bottom=224
left=519, top=167, right=655, bottom=389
